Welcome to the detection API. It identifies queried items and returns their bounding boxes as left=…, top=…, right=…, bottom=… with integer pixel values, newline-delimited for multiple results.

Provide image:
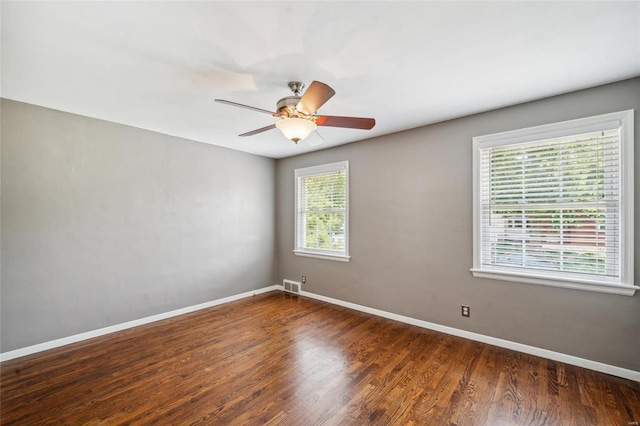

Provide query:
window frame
left=294, top=161, right=350, bottom=262
left=471, top=110, right=637, bottom=296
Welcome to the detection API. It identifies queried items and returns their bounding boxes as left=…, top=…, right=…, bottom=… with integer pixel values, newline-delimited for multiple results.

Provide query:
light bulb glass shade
left=276, top=118, right=317, bottom=143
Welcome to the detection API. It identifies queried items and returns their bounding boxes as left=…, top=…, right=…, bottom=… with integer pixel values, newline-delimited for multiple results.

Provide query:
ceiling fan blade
left=296, top=81, right=336, bottom=115
left=239, top=124, right=277, bottom=137
left=306, top=130, right=325, bottom=147
left=316, top=115, right=376, bottom=130
left=215, top=99, right=278, bottom=116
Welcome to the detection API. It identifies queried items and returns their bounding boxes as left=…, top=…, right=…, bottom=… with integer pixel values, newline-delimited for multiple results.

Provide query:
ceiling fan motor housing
left=276, top=96, right=314, bottom=121
left=276, top=96, right=300, bottom=112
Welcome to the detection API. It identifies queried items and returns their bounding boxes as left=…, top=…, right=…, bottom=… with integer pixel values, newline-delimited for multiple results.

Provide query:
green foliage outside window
left=300, top=171, right=346, bottom=252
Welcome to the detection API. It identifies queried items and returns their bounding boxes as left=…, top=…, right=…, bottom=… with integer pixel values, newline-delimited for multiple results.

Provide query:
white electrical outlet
left=461, top=305, right=470, bottom=317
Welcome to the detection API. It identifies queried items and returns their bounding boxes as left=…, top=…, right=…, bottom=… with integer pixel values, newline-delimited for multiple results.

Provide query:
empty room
left=1, top=1, right=639, bottom=425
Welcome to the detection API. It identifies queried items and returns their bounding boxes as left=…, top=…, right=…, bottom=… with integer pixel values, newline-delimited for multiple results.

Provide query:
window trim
left=294, top=161, right=350, bottom=262
left=471, top=110, right=637, bottom=296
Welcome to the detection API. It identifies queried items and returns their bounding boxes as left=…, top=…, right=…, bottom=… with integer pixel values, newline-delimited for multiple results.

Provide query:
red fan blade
left=215, top=99, right=279, bottom=116
left=296, top=81, right=335, bottom=115
left=239, top=124, right=277, bottom=137
left=316, top=115, right=375, bottom=130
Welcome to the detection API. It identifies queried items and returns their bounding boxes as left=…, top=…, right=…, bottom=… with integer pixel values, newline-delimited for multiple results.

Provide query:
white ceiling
left=2, top=2, right=639, bottom=159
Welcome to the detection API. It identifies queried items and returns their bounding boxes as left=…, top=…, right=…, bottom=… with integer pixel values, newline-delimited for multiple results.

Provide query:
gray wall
left=1, top=99, right=276, bottom=352
left=276, top=78, right=640, bottom=371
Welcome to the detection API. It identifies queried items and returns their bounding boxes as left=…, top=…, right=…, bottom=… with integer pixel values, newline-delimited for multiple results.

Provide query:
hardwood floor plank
left=2, top=292, right=639, bottom=425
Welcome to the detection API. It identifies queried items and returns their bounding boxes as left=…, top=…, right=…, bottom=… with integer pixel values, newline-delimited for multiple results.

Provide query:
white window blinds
left=479, top=129, right=620, bottom=280
left=295, top=161, right=349, bottom=260
left=472, top=110, right=636, bottom=295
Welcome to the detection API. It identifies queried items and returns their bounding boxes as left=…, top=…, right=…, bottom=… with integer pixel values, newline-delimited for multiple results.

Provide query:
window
left=472, top=110, right=636, bottom=296
left=294, top=161, right=349, bottom=261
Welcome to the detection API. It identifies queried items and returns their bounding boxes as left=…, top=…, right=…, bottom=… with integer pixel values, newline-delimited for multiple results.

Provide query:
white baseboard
left=298, top=289, right=640, bottom=382
left=0, top=285, right=280, bottom=362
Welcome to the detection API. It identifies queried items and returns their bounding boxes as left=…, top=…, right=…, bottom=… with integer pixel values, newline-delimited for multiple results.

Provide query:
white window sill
left=294, top=250, right=350, bottom=262
left=470, top=268, right=638, bottom=296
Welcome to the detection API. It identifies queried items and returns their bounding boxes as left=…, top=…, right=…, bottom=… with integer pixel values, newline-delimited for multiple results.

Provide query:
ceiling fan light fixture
left=276, top=117, right=317, bottom=143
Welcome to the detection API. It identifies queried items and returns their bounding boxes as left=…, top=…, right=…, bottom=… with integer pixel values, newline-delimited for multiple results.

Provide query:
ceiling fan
left=215, top=81, right=375, bottom=144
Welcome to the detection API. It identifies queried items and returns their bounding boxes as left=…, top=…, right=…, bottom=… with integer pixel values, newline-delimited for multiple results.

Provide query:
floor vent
left=282, top=279, right=301, bottom=295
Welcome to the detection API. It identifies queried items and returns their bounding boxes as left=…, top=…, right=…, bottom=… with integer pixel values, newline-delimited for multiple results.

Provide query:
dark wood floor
left=1, top=292, right=639, bottom=425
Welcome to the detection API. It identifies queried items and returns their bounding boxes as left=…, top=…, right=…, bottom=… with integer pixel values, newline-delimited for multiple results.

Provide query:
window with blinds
left=294, top=161, right=349, bottom=261
left=472, top=110, right=636, bottom=296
